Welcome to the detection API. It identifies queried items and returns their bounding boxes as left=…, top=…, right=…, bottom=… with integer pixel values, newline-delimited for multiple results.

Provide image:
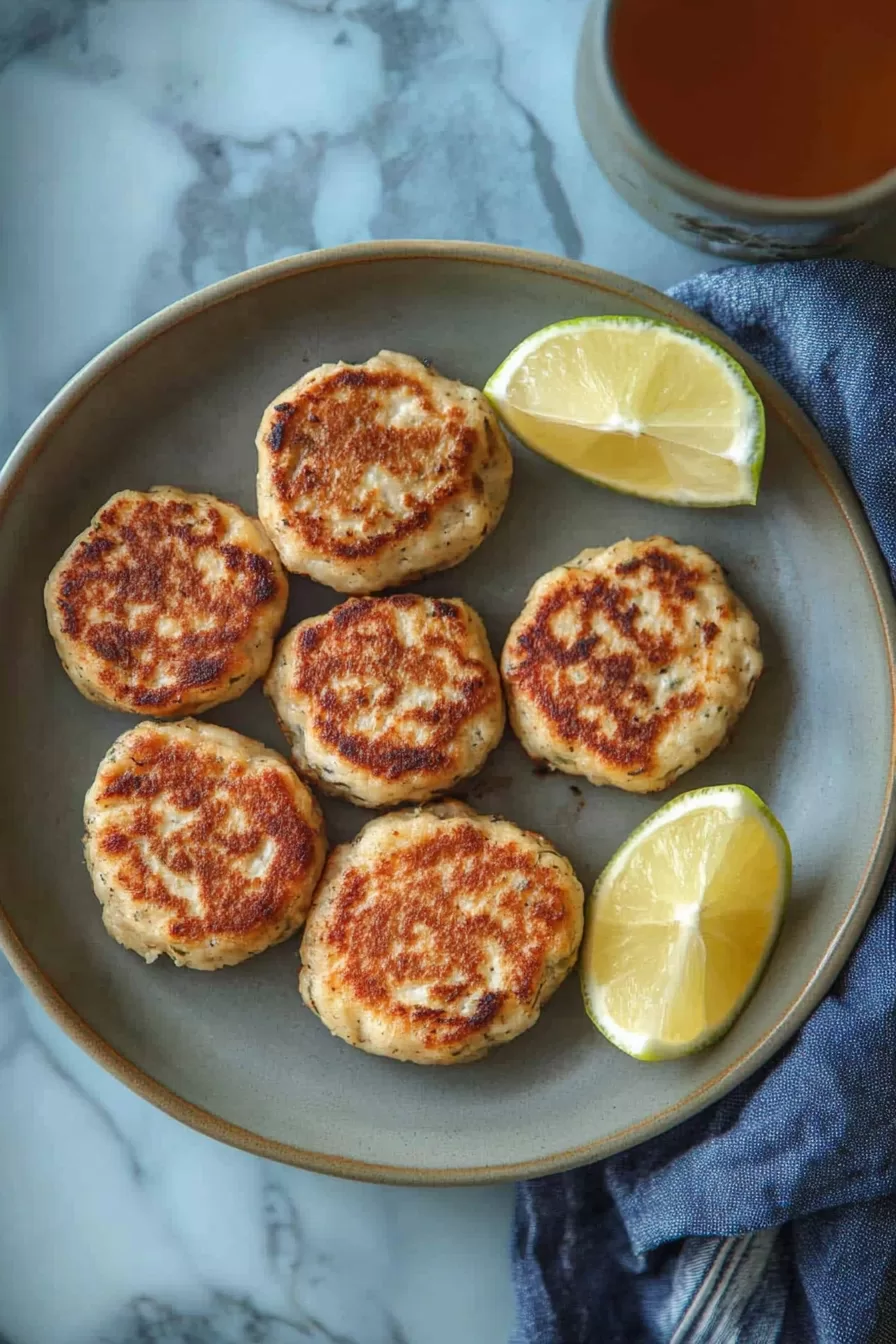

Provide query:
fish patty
left=501, top=537, right=762, bottom=793
left=84, top=719, right=327, bottom=970
left=265, top=595, right=504, bottom=808
left=299, top=800, right=584, bottom=1064
left=45, top=487, right=288, bottom=716
left=256, top=350, right=513, bottom=593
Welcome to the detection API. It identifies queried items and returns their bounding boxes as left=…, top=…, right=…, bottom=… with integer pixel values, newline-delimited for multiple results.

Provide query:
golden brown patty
left=256, top=350, right=513, bottom=592
left=265, top=594, right=505, bottom=808
left=84, top=720, right=327, bottom=970
left=45, top=487, right=288, bottom=716
left=299, top=800, right=584, bottom=1064
left=501, top=537, right=763, bottom=793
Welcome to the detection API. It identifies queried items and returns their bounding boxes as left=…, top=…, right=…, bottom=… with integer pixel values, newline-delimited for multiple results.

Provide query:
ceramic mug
left=575, top=0, right=896, bottom=260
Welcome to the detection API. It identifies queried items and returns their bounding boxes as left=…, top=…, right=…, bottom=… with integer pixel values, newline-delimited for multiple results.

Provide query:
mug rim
left=592, top=0, right=896, bottom=220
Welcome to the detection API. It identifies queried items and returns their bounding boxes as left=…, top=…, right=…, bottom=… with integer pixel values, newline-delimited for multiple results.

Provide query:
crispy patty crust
left=265, top=594, right=504, bottom=808
left=501, top=537, right=762, bottom=793
left=45, top=487, right=288, bottom=716
left=256, top=351, right=512, bottom=592
left=299, top=800, right=583, bottom=1064
left=84, top=719, right=326, bottom=969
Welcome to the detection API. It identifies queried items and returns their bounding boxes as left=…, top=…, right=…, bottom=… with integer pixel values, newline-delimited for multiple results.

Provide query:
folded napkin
left=512, top=261, right=896, bottom=1344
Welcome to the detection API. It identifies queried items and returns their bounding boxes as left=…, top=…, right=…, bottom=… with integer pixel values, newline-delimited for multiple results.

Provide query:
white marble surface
left=2, top=3, right=895, bottom=1342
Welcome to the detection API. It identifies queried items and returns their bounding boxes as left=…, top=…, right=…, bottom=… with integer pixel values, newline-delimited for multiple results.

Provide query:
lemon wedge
left=581, top=785, right=790, bottom=1060
left=485, top=316, right=765, bottom=506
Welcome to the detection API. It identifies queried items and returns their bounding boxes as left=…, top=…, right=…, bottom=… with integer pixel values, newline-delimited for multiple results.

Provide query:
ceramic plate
left=1, top=243, right=894, bottom=1184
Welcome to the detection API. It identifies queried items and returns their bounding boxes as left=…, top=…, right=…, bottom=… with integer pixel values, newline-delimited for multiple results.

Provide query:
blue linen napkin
left=512, top=260, right=896, bottom=1344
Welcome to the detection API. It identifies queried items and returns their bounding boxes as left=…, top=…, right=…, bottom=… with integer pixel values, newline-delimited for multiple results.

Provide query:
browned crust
left=503, top=542, right=734, bottom=778
left=286, top=595, right=501, bottom=783
left=315, top=819, right=577, bottom=1051
left=89, top=725, right=322, bottom=945
left=262, top=362, right=489, bottom=561
left=47, top=491, right=286, bottom=713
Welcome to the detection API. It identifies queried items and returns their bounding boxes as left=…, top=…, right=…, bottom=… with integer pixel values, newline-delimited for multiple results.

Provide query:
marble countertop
left=2, top=4, right=895, bottom=1342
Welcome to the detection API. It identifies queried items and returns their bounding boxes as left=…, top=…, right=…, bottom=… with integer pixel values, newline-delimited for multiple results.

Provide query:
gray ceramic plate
left=1, top=242, right=894, bottom=1184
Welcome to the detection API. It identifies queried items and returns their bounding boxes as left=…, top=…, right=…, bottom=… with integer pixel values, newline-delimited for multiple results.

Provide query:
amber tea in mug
left=610, top=0, right=896, bottom=198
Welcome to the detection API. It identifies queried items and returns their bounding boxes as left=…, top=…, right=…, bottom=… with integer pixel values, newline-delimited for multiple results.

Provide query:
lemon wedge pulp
left=581, top=786, right=790, bottom=1060
left=485, top=316, right=765, bottom=506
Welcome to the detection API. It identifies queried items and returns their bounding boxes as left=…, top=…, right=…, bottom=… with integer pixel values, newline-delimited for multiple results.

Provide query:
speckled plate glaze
left=1, top=242, right=894, bottom=1184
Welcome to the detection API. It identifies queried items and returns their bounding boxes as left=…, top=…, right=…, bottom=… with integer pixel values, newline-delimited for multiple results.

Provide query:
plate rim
left=2, top=239, right=894, bottom=1185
